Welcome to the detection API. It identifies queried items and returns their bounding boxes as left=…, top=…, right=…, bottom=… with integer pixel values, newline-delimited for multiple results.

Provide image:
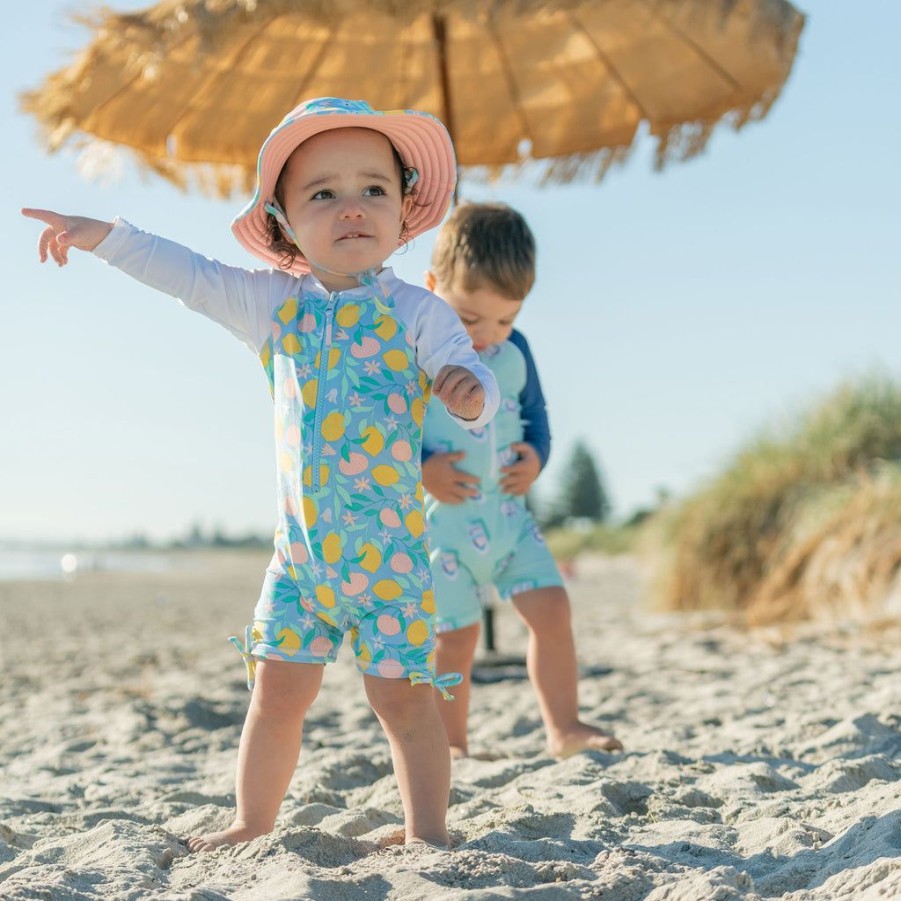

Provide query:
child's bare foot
left=548, top=723, right=624, bottom=759
left=185, top=822, right=269, bottom=853
left=450, top=745, right=469, bottom=760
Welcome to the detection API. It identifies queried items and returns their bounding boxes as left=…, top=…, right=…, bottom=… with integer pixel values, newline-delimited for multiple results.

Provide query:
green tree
left=544, top=440, right=611, bottom=527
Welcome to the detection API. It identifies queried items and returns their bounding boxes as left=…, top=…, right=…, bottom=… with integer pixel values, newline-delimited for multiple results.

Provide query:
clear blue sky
left=2, top=1, right=899, bottom=544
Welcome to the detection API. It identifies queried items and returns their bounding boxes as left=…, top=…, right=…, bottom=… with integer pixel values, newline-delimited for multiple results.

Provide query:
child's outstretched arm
left=22, top=209, right=113, bottom=266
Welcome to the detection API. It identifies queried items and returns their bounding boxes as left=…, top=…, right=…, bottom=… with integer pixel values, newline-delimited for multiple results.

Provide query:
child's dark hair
left=266, top=140, right=417, bottom=271
left=430, top=203, right=536, bottom=299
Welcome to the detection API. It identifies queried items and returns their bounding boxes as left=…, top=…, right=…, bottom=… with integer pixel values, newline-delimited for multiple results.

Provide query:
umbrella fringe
left=20, top=0, right=805, bottom=197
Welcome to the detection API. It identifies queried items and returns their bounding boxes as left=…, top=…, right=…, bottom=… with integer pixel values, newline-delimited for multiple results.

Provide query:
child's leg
left=434, top=622, right=481, bottom=757
left=187, top=659, right=324, bottom=852
left=364, top=675, right=451, bottom=848
left=512, top=586, right=623, bottom=758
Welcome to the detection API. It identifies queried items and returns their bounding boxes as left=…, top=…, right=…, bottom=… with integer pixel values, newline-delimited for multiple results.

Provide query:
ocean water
left=0, top=547, right=174, bottom=581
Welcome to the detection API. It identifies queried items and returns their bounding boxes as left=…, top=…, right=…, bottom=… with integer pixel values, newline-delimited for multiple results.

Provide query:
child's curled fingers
left=500, top=442, right=542, bottom=495
left=21, top=208, right=113, bottom=265
left=423, top=451, right=480, bottom=504
left=433, top=365, right=485, bottom=421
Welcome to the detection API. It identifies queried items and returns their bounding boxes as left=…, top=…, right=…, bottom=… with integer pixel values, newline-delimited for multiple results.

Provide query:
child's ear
left=424, top=270, right=437, bottom=292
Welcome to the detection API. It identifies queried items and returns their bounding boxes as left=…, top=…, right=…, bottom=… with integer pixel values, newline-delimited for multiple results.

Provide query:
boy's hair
left=431, top=202, right=536, bottom=299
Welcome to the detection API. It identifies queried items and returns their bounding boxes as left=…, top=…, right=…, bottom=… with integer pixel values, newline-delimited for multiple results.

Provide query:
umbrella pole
left=431, top=14, right=459, bottom=205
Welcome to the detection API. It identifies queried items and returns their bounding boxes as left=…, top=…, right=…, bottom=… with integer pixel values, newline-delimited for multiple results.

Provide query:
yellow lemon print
left=357, top=640, right=372, bottom=665
left=405, top=509, right=424, bottom=538
left=411, top=397, right=424, bottom=426
left=301, top=378, right=318, bottom=407
left=276, top=627, right=301, bottom=653
left=358, top=543, right=382, bottom=573
left=279, top=451, right=295, bottom=472
left=335, top=303, right=360, bottom=328
left=321, top=532, right=343, bottom=564
left=406, top=619, right=429, bottom=647
left=321, top=411, right=346, bottom=441
left=282, top=333, right=301, bottom=355
left=276, top=298, right=298, bottom=324
left=421, top=589, right=436, bottom=614
left=303, top=495, right=318, bottom=527
left=383, top=349, right=409, bottom=371
left=302, top=464, right=330, bottom=487
left=360, top=427, right=384, bottom=456
left=315, top=585, right=336, bottom=608
left=372, top=465, right=400, bottom=487
left=328, top=347, right=341, bottom=370
left=374, top=315, right=397, bottom=340
left=373, top=579, right=402, bottom=601
left=259, top=343, right=272, bottom=369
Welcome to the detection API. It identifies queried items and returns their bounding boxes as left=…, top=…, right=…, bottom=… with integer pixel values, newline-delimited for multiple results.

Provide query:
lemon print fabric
left=242, top=275, right=446, bottom=690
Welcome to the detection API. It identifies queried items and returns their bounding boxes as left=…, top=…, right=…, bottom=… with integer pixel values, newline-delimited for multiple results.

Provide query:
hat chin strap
left=264, top=200, right=381, bottom=285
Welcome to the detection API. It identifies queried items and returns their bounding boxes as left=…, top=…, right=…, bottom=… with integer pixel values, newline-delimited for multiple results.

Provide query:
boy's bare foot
left=185, top=823, right=268, bottom=853
left=449, top=745, right=469, bottom=760
left=549, top=723, right=624, bottom=759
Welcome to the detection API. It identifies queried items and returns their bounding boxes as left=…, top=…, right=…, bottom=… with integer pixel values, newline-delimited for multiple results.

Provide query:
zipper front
left=310, top=292, right=338, bottom=492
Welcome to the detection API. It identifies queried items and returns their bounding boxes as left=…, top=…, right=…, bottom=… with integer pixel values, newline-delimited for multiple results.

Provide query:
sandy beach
left=1, top=549, right=898, bottom=900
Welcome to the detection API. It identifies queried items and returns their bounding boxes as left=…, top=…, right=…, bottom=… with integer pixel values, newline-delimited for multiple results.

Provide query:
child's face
left=427, top=274, right=524, bottom=352
left=280, top=128, right=413, bottom=290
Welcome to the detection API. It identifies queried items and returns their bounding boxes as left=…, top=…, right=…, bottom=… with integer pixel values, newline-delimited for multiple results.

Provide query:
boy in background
left=422, top=203, right=622, bottom=759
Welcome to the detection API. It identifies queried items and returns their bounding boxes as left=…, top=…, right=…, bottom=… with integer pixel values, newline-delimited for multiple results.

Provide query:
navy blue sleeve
left=509, top=329, right=551, bottom=469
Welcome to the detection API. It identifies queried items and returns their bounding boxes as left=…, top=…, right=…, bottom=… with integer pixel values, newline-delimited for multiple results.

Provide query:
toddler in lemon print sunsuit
left=23, top=97, right=499, bottom=853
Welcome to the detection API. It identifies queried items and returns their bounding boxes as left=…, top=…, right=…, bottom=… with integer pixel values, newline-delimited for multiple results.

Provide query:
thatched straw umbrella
left=21, top=0, right=805, bottom=197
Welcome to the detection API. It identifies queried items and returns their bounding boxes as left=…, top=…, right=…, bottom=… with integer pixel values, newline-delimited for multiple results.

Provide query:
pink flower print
left=351, top=336, right=381, bottom=358
left=390, top=552, right=414, bottom=574
left=392, top=441, right=413, bottom=463
left=297, top=363, right=313, bottom=379
left=378, top=659, right=405, bottom=679
left=353, top=477, right=371, bottom=492
left=387, top=393, right=408, bottom=414
left=403, top=602, right=418, bottom=618
left=342, top=510, right=358, bottom=527
left=300, top=597, right=315, bottom=612
left=336, top=328, right=349, bottom=341
left=377, top=614, right=401, bottom=636
left=342, top=571, right=369, bottom=596
left=348, top=391, right=364, bottom=408
left=301, top=614, right=315, bottom=629
left=398, top=493, right=413, bottom=510
left=416, top=566, right=430, bottom=582
left=364, top=360, right=382, bottom=375
left=309, top=636, right=334, bottom=657
left=385, top=416, right=399, bottom=432
left=289, top=541, right=309, bottom=564
left=359, top=593, right=372, bottom=607
left=405, top=380, right=417, bottom=396
left=339, top=453, right=369, bottom=476
left=380, top=508, right=401, bottom=528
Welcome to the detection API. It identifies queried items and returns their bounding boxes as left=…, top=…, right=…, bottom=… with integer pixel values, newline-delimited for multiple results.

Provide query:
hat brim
left=231, top=107, right=456, bottom=274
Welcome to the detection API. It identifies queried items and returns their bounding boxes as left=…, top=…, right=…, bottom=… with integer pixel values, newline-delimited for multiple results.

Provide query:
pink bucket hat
left=232, top=97, right=457, bottom=274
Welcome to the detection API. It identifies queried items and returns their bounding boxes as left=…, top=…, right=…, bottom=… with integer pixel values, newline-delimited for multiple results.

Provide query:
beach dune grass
left=647, top=374, right=901, bottom=622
